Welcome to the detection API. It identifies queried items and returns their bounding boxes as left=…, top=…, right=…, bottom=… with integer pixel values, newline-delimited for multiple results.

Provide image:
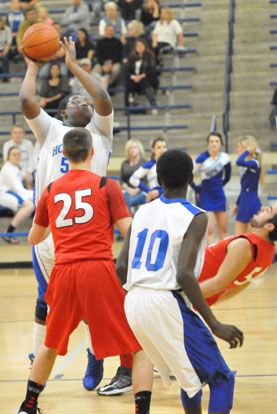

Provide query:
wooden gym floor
left=0, top=244, right=276, bottom=414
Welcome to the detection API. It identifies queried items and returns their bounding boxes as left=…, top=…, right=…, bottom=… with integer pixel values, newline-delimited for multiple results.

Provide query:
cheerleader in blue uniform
left=233, top=135, right=264, bottom=235
left=191, top=132, right=231, bottom=245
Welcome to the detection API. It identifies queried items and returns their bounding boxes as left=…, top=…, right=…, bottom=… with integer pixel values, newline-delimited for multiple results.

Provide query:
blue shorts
left=236, top=192, right=262, bottom=223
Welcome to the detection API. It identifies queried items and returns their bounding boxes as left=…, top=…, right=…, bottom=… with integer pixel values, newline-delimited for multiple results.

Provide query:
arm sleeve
left=222, top=162, right=232, bottom=186
left=89, top=110, right=114, bottom=140
left=99, top=20, right=105, bottom=36
left=34, top=188, right=49, bottom=227
left=129, top=165, right=151, bottom=192
left=106, top=179, right=131, bottom=222
left=24, top=108, right=52, bottom=148
left=236, top=151, right=260, bottom=170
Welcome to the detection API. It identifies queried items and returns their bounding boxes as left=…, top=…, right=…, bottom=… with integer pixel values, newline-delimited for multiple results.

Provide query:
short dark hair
left=267, top=214, right=277, bottom=242
left=7, top=145, right=20, bottom=159
left=207, top=131, right=224, bottom=145
left=63, top=128, right=92, bottom=163
left=157, top=149, right=193, bottom=189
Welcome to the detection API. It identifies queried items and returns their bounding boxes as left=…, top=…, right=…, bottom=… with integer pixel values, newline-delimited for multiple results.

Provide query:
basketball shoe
left=97, top=366, right=132, bottom=396
left=83, top=348, right=104, bottom=391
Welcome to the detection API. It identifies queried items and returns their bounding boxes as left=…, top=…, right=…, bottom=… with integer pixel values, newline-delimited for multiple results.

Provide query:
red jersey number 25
left=54, top=189, right=94, bottom=228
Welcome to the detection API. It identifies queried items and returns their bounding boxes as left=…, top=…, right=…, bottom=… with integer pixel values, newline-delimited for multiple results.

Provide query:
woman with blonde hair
left=233, top=135, right=264, bottom=234
left=152, top=7, right=184, bottom=63
left=120, top=139, right=147, bottom=211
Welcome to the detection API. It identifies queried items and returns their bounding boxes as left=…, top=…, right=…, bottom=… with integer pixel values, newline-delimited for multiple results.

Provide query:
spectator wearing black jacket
left=124, top=38, right=159, bottom=114
left=93, top=25, right=123, bottom=89
left=140, top=0, right=160, bottom=35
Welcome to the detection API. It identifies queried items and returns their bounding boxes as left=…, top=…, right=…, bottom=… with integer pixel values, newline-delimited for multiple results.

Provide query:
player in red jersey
left=198, top=204, right=277, bottom=306
left=17, top=128, right=143, bottom=414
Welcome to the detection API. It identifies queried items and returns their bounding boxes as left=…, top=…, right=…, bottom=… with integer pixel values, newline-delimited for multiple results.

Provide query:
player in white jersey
left=19, top=37, right=122, bottom=392
left=116, top=150, right=243, bottom=414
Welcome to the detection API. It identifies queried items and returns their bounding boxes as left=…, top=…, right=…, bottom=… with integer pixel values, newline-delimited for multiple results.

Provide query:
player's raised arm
left=177, top=212, right=244, bottom=349
left=199, top=238, right=252, bottom=298
left=62, top=37, right=112, bottom=116
left=19, top=59, right=41, bottom=119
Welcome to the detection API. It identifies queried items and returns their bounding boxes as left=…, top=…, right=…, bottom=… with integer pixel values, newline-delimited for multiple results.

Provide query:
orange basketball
left=22, top=23, right=60, bottom=62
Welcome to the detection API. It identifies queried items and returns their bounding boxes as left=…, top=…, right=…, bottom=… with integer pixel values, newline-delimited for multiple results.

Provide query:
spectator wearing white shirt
left=3, top=125, right=34, bottom=189
left=0, top=146, right=34, bottom=244
left=99, top=1, right=127, bottom=43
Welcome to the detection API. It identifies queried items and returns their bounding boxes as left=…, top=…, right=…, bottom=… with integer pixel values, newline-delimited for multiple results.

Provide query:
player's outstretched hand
left=61, top=37, right=76, bottom=66
left=211, top=322, right=244, bottom=349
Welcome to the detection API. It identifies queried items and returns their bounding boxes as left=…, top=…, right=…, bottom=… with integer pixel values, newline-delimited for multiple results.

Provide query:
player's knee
left=35, top=299, right=48, bottom=322
left=181, top=388, right=202, bottom=409
left=208, top=371, right=235, bottom=413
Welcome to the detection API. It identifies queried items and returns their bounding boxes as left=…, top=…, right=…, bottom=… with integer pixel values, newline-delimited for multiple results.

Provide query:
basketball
left=22, top=23, right=60, bottom=62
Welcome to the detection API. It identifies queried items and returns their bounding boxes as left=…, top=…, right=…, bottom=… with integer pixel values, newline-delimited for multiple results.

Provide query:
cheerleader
left=191, top=132, right=231, bottom=245
left=233, top=135, right=264, bottom=235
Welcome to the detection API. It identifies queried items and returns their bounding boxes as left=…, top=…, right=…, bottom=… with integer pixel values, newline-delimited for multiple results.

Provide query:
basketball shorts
left=44, top=259, right=142, bottom=358
left=125, top=288, right=232, bottom=398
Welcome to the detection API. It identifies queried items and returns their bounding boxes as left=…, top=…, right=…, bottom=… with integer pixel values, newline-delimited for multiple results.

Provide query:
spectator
left=123, top=19, right=149, bottom=62
left=124, top=38, right=159, bottom=114
left=0, top=146, right=34, bottom=244
left=140, top=0, right=160, bottom=36
left=72, top=58, right=103, bottom=105
left=191, top=132, right=231, bottom=245
left=17, top=6, right=41, bottom=55
left=61, top=0, right=90, bottom=35
left=99, top=1, right=127, bottom=43
left=19, top=0, right=40, bottom=12
left=37, top=6, right=53, bottom=26
left=120, top=138, right=147, bottom=212
left=0, top=17, right=12, bottom=82
left=75, top=28, right=95, bottom=64
left=93, top=25, right=123, bottom=89
left=3, top=125, right=34, bottom=189
left=152, top=7, right=184, bottom=64
left=129, top=136, right=167, bottom=203
left=6, top=0, right=25, bottom=60
left=84, top=0, right=103, bottom=21
left=39, top=62, right=71, bottom=115
left=38, top=22, right=68, bottom=78
left=117, top=0, right=143, bottom=21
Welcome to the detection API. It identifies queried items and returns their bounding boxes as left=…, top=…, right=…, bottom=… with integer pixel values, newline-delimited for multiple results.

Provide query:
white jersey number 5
left=54, top=189, right=94, bottom=228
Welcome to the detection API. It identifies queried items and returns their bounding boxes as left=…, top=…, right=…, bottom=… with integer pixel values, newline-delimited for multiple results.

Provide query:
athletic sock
left=24, top=380, right=44, bottom=410
left=33, top=322, right=46, bottom=355
left=135, top=391, right=152, bottom=414
left=120, top=353, right=133, bottom=369
left=7, top=224, right=15, bottom=233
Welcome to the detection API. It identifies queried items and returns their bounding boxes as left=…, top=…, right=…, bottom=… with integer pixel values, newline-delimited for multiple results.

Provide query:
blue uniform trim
left=195, top=151, right=209, bottom=163
left=171, top=291, right=232, bottom=385
left=142, top=159, right=156, bottom=169
left=181, top=389, right=202, bottom=409
left=32, top=246, right=48, bottom=303
left=160, top=195, right=203, bottom=216
left=6, top=190, right=24, bottom=207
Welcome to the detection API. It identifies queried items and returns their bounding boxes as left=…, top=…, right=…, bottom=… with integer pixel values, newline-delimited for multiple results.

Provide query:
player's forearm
left=66, top=61, right=112, bottom=115
left=20, top=64, right=39, bottom=104
left=199, top=276, right=226, bottom=298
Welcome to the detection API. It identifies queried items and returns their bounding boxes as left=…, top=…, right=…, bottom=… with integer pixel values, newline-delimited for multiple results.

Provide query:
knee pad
left=208, top=371, right=235, bottom=413
left=181, top=388, right=202, bottom=409
left=35, top=299, right=48, bottom=322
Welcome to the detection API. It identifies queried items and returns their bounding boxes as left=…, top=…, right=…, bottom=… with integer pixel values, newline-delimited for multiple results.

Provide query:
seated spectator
left=93, top=25, right=123, bottom=89
left=123, top=19, right=149, bottom=63
left=3, top=125, right=34, bottom=189
left=84, top=0, right=103, bottom=21
left=39, top=62, right=71, bottom=115
left=38, top=22, right=68, bottom=78
left=99, top=1, right=127, bottom=43
left=120, top=138, right=147, bottom=212
left=19, top=0, right=40, bottom=12
left=129, top=136, right=167, bottom=203
left=124, top=38, right=159, bottom=114
left=140, top=0, right=160, bottom=36
left=152, top=7, right=184, bottom=63
left=37, top=5, right=53, bottom=26
left=17, top=6, right=41, bottom=55
left=0, top=17, right=12, bottom=82
left=0, top=146, right=34, bottom=244
left=117, top=0, right=143, bottom=21
left=61, top=0, right=90, bottom=35
left=6, top=0, right=25, bottom=60
left=72, top=58, right=103, bottom=105
left=75, top=28, right=95, bottom=64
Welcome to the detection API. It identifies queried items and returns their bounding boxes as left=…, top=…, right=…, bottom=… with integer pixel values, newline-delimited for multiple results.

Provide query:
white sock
left=33, top=322, right=46, bottom=355
left=83, top=321, right=94, bottom=354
